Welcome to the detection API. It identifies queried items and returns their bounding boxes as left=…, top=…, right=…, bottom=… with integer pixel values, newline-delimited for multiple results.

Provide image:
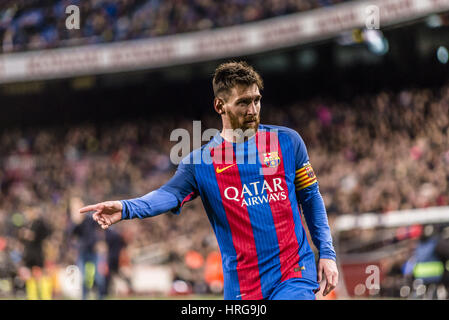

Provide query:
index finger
left=79, top=204, right=100, bottom=214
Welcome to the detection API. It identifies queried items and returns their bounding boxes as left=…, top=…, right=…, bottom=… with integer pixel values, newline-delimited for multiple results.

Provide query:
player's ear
left=214, top=97, right=225, bottom=115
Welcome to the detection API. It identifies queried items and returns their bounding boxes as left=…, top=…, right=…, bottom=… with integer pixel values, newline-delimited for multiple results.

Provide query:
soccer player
left=79, top=61, right=338, bottom=300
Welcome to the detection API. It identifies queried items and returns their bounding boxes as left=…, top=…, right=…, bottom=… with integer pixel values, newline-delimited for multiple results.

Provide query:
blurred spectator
left=204, top=251, right=223, bottom=294
left=435, top=226, right=449, bottom=296
left=17, top=207, right=52, bottom=299
left=104, top=227, right=127, bottom=296
left=19, top=208, right=51, bottom=270
left=69, top=206, right=105, bottom=299
left=404, top=225, right=445, bottom=298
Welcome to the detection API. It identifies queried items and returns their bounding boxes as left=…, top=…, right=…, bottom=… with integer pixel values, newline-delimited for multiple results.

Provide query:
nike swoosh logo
left=216, top=164, right=236, bottom=173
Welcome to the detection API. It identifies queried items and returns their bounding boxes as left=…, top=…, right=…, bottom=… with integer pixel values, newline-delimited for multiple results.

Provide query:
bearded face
left=220, top=83, right=261, bottom=134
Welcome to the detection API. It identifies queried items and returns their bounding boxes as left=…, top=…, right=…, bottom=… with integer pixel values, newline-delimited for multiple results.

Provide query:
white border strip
left=334, top=206, right=449, bottom=231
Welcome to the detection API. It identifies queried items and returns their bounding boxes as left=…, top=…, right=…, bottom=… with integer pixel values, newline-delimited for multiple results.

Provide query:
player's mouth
left=244, top=119, right=258, bottom=124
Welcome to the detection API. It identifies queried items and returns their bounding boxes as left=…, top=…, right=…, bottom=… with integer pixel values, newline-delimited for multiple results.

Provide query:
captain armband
left=295, top=163, right=318, bottom=191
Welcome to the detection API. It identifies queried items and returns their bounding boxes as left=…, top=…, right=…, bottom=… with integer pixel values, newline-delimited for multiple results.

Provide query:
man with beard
left=80, top=61, right=338, bottom=300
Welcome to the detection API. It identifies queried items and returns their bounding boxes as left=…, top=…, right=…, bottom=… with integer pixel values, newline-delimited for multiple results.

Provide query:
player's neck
left=220, top=126, right=258, bottom=143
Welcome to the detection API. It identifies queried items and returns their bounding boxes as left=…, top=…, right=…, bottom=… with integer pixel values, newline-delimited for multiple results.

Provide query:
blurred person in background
left=68, top=197, right=106, bottom=299
left=434, top=225, right=449, bottom=298
left=18, top=207, right=52, bottom=299
left=0, top=237, right=16, bottom=297
left=204, top=250, right=224, bottom=294
left=104, top=227, right=127, bottom=297
left=405, top=225, right=446, bottom=299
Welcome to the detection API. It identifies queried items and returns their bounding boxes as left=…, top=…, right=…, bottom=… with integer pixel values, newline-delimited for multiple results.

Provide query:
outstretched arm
left=79, top=155, right=198, bottom=229
left=120, top=189, right=179, bottom=219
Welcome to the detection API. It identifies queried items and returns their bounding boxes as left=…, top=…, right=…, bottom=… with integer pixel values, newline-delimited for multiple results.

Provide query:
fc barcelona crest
left=263, top=152, right=280, bottom=168
left=305, top=165, right=315, bottom=178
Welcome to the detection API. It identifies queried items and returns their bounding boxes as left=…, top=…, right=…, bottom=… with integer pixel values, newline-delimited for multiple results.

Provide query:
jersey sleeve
left=121, top=154, right=199, bottom=219
left=289, top=130, right=336, bottom=261
left=159, top=155, right=199, bottom=214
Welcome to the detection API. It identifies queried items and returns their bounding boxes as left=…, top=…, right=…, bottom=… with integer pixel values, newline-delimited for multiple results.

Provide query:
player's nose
left=247, top=102, right=257, bottom=115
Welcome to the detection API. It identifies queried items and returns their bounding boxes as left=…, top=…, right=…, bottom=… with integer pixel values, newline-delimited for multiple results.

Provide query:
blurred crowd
left=0, top=0, right=346, bottom=53
left=294, top=86, right=449, bottom=215
left=1, top=82, right=449, bottom=298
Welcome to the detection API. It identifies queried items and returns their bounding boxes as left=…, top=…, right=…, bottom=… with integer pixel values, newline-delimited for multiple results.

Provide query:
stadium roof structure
left=0, top=0, right=448, bottom=84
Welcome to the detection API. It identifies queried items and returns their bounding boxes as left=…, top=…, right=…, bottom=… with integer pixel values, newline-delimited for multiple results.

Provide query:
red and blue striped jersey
left=122, top=124, right=336, bottom=300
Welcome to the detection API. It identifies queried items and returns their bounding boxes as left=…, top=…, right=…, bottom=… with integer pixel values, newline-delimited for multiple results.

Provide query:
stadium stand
left=0, top=0, right=349, bottom=53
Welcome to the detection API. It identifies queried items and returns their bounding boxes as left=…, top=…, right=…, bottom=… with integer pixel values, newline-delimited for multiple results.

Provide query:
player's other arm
left=296, top=169, right=336, bottom=261
left=289, top=129, right=338, bottom=296
left=79, top=156, right=198, bottom=229
left=297, top=180, right=338, bottom=296
left=285, top=128, right=336, bottom=260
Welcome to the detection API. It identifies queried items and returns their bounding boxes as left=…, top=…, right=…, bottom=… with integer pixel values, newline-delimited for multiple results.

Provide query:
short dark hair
left=212, top=61, right=264, bottom=100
